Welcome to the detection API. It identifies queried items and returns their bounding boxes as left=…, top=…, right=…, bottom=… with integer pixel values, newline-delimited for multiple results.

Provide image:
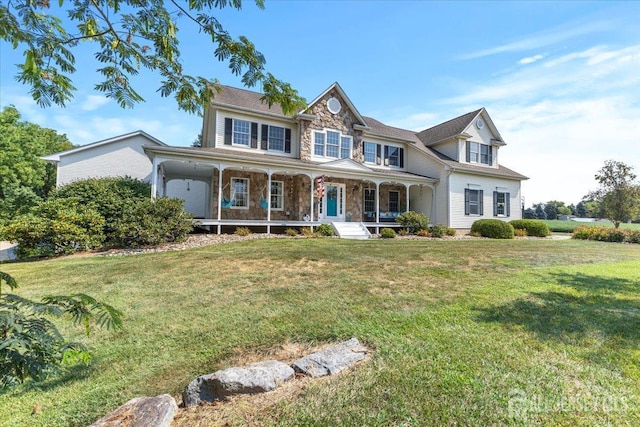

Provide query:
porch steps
left=331, top=222, right=371, bottom=240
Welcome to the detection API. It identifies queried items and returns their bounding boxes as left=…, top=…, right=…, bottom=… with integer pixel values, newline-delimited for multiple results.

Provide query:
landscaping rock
left=89, top=394, right=177, bottom=427
left=212, top=360, right=295, bottom=399
left=182, top=373, right=216, bottom=407
left=291, top=338, right=368, bottom=378
left=182, top=360, right=295, bottom=406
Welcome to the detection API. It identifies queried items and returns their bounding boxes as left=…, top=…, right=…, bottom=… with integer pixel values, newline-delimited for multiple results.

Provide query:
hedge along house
left=143, top=82, right=527, bottom=236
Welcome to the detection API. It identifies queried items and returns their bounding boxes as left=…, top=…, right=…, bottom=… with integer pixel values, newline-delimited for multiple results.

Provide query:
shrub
left=380, top=228, right=396, bottom=238
left=510, top=219, right=550, bottom=237
left=430, top=224, right=448, bottom=238
left=626, top=230, right=640, bottom=244
left=395, top=211, right=429, bottom=234
left=53, top=177, right=150, bottom=244
left=514, top=228, right=528, bottom=237
left=300, top=227, right=315, bottom=237
left=572, top=226, right=625, bottom=243
left=2, top=198, right=105, bottom=258
left=397, top=228, right=408, bottom=236
left=285, top=228, right=299, bottom=236
left=113, top=198, right=193, bottom=247
left=470, top=219, right=514, bottom=239
left=416, top=229, right=430, bottom=237
left=233, top=226, right=251, bottom=237
left=315, top=223, right=334, bottom=237
left=446, top=227, right=456, bottom=236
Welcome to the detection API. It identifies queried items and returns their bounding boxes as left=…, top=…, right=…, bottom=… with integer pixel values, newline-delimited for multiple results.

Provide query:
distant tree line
left=524, top=200, right=601, bottom=220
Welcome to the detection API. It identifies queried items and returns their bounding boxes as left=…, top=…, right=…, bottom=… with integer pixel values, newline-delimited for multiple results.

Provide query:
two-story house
left=44, top=82, right=527, bottom=236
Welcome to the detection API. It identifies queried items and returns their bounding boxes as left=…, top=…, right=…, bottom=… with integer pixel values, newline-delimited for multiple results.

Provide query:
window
left=313, top=129, right=352, bottom=159
left=233, top=120, right=250, bottom=146
left=389, top=191, right=399, bottom=212
left=268, top=126, right=285, bottom=151
left=493, top=191, right=510, bottom=217
left=364, top=142, right=376, bottom=164
left=388, top=146, right=401, bottom=167
left=465, top=188, right=484, bottom=215
left=364, top=188, right=376, bottom=213
left=467, top=141, right=492, bottom=165
left=271, top=181, right=284, bottom=210
left=231, top=178, right=249, bottom=208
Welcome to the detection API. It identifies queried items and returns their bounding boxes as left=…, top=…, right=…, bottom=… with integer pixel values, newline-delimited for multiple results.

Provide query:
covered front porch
left=146, top=147, right=437, bottom=234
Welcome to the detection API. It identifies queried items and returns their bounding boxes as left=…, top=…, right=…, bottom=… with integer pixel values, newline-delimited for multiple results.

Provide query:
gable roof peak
left=303, top=82, right=368, bottom=127
left=416, top=108, right=486, bottom=147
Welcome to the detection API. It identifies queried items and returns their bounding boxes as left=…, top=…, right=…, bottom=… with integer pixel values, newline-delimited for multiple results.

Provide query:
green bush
left=54, top=177, right=150, bottom=244
left=380, top=228, right=396, bottom=239
left=470, top=219, right=514, bottom=239
left=315, top=223, right=335, bottom=236
left=430, top=224, right=448, bottom=238
left=510, top=219, right=551, bottom=237
left=233, top=226, right=251, bottom=236
left=395, top=211, right=429, bottom=234
left=397, top=228, right=408, bottom=236
left=300, top=227, right=315, bottom=237
left=113, top=197, right=193, bottom=247
left=626, top=230, right=640, bottom=244
left=1, top=198, right=105, bottom=258
left=446, top=227, right=456, bottom=236
left=285, top=228, right=299, bottom=236
left=572, top=226, right=626, bottom=243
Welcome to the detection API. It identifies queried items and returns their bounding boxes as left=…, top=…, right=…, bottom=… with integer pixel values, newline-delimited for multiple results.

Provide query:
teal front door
left=326, top=185, right=338, bottom=217
left=321, top=183, right=345, bottom=220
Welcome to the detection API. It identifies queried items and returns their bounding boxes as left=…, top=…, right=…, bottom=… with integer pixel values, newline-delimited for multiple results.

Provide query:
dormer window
left=313, top=129, right=352, bottom=159
left=467, top=141, right=492, bottom=165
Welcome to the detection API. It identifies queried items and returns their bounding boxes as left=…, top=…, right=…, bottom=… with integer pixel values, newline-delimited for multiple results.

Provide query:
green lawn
left=2, top=238, right=640, bottom=426
left=543, top=219, right=640, bottom=233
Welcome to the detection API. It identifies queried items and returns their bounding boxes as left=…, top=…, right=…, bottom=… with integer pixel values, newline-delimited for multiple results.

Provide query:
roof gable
left=303, top=82, right=368, bottom=127
left=461, top=109, right=505, bottom=145
left=416, top=109, right=482, bottom=146
left=41, top=131, right=166, bottom=162
left=321, top=158, right=373, bottom=172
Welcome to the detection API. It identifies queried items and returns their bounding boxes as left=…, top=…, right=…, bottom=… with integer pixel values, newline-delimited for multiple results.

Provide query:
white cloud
left=518, top=54, right=544, bottom=65
left=459, top=20, right=613, bottom=60
left=80, top=95, right=109, bottom=111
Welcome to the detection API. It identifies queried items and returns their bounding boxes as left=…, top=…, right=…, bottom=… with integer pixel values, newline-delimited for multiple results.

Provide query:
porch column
left=405, top=184, right=410, bottom=212
left=310, top=173, right=315, bottom=230
left=217, top=164, right=225, bottom=235
left=266, top=169, right=272, bottom=235
left=150, top=156, right=159, bottom=199
left=375, top=181, right=381, bottom=234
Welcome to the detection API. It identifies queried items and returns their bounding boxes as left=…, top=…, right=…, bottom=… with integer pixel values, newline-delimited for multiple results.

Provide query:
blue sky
left=1, top=1, right=639, bottom=206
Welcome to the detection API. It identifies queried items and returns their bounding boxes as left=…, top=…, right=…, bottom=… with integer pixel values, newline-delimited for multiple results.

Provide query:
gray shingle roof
left=361, top=117, right=422, bottom=143
left=211, top=85, right=285, bottom=116
left=416, top=108, right=482, bottom=146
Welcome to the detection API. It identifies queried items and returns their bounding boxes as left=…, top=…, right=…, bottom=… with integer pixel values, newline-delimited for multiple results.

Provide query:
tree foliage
left=0, top=271, right=122, bottom=388
left=586, top=160, right=640, bottom=228
left=0, top=106, right=73, bottom=225
left=1, top=0, right=306, bottom=115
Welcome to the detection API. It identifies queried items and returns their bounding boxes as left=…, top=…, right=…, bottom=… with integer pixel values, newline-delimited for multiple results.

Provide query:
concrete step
left=330, top=222, right=371, bottom=240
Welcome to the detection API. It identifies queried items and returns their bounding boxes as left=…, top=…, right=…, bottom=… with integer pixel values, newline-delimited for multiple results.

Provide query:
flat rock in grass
left=182, top=373, right=216, bottom=407
left=291, top=338, right=368, bottom=378
left=182, top=361, right=294, bottom=406
left=89, top=394, right=177, bottom=427
left=213, top=360, right=295, bottom=399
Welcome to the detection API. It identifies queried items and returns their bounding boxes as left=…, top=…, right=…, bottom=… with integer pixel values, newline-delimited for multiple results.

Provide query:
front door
left=321, top=183, right=345, bottom=221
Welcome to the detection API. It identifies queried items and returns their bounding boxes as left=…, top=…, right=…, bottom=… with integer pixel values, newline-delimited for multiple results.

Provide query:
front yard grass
left=2, top=238, right=640, bottom=426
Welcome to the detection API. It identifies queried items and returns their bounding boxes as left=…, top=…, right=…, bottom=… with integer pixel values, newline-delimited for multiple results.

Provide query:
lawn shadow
left=1, top=363, right=94, bottom=397
left=475, top=272, right=640, bottom=349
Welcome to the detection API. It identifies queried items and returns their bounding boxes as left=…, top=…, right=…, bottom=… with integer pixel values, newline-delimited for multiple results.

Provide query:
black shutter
left=489, top=146, right=493, bottom=165
left=493, top=191, right=498, bottom=216
left=284, top=128, right=291, bottom=153
left=399, top=148, right=404, bottom=168
left=376, top=144, right=381, bottom=165
left=464, top=189, right=470, bottom=216
left=261, top=124, right=268, bottom=150
left=250, top=122, right=258, bottom=149
left=479, top=190, right=484, bottom=215
left=506, top=192, right=511, bottom=217
left=224, top=118, right=233, bottom=145
left=384, top=145, right=389, bottom=165
left=466, top=142, right=470, bottom=162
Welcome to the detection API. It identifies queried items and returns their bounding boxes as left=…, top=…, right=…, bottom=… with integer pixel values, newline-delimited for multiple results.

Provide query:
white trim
left=312, top=128, right=353, bottom=161
left=320, top=182, right=346, bottom=221
left=270, top=180, right=284, bottom=211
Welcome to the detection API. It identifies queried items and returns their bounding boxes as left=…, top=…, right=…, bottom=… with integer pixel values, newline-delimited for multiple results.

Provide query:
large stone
left=291, top=338, right=368, bottom=378
left=182, top=360, right=295, bottom=406
left=212, top=360, right=294, bottom=398
left=89, top=394, right=177, bottom=427
left=182, top=373, right=216, bottom=407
